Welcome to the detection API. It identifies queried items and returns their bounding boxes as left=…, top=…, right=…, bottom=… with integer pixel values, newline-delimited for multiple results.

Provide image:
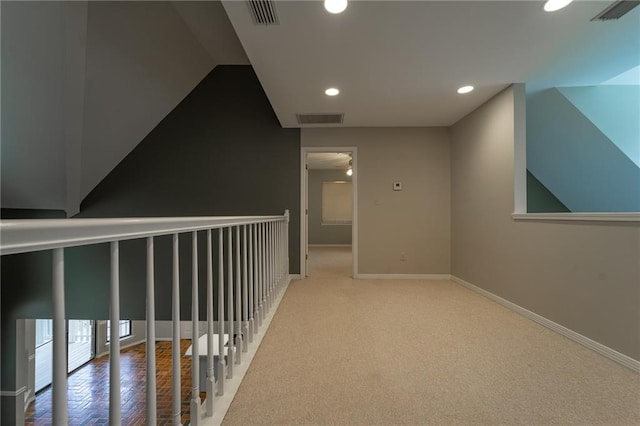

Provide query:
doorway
left=300, top=147, right=358, bottom=278
left=35, top=319, right=95, bottom=393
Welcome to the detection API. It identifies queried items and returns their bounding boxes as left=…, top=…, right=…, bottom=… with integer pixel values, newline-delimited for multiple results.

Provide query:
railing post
left=109, top=241, right=121, bottom=426
left=217, top=229, right=225, bottom=396
left=51, top=248, right=68, bottom=425
left=248, top=224, right=255, bottom=341
left=146, top=237, right=157, bottom=425
left=226, top=227, right=235, bottom=378
left=191, top=232, right=201, bottom=425
left=172, top=234, right=182, bottom=426
left=261, top=222, right=267, bottom=321
left=242, top=225, right=249, bottom=352
left=285, top=209, right=290, bottom=279
left=206, top=230, right=215, bottom=416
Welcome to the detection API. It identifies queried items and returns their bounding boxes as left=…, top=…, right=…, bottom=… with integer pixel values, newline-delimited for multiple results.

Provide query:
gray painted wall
left=451, top=85, right=640, bottom=360
left=302, top=128, right=451, bottom=275
left=0, top=1, right=217, bottom=215
left=308, top=169, right=352, bottom=245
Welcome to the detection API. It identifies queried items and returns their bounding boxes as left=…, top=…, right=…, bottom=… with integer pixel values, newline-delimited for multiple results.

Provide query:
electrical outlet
left=393, top=182, right=402, bottom=191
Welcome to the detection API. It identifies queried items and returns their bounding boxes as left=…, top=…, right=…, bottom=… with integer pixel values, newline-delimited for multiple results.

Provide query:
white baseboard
left=0, top=386, right=26, bottom=397
left=308, top=244, right=352, bottom=247
left=356, top=273, right=452, bottom=280
left=289, top=274, right=302, bottom=280
left=450, top=275, right=640, bottom=373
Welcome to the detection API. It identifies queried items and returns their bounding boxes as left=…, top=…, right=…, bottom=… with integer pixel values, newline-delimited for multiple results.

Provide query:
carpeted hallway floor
left=223, top=246, right=640, bottom=425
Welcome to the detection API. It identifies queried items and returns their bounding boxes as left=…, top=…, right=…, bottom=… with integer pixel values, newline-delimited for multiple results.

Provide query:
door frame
left=300, top=146, right=358, bottom=278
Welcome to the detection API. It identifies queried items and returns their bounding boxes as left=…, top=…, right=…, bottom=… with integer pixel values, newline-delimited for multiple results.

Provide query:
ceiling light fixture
left=346, top=158, right=353, bottom=176
left=543, top=0, right=573, bottom=12
left=324, top=0, right=348, bottom=14
left=457, top=85, right=474, bottom=94
left=325, top=87, right=340, bottom=96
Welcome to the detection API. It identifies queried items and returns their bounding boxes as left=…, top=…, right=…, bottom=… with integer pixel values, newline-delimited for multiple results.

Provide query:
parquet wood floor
left=25, top=340, right=206, bottom=425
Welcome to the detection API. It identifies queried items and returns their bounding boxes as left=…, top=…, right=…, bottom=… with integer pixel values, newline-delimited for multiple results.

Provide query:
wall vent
left=247, top=0, right=279, bottom=25
left=296, top=114, right=344, bottom=125
left=591, top=0, right=639, bottom=20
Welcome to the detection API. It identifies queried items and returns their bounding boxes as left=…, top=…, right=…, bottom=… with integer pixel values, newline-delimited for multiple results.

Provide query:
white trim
left=356, top=274, right=452, bottom=280
left=309, top=244, right=352, bottom=248
left=512, top=212, right=640, bottom=222
left=0, top=215, right=287, bottom=256
left=450, top=275, right=640, bottom=373
left=513, top=83, right=527, bottom=214
left=289, top=274, right=302, bottom=280
left=0, top=386, right=26, bottom=397
left=301, top=147, right=359, bottom=280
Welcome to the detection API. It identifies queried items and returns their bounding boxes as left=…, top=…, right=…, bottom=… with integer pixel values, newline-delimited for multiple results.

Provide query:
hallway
left=223, top=247, right=640, bottom=425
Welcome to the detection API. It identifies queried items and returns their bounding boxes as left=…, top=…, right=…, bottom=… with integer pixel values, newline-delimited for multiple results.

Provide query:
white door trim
left=301, top=147, right=358, bottom=279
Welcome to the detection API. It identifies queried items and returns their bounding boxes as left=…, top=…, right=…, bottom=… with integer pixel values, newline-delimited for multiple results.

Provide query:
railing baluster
left=260, top=223, right=266, bottom=326
left=109, top=241, right=121, bottom=425
left=146, top=237, right=157, bottom=425
left=172, top=234, right=182, bottom=426
left=268, top=222, right=273, bottom=309
left=52, top=248, right=67, bottom=425
left=248, top=224, right=255, bottom=341
left=242, top=225, right=249, bottom=352
left=255, top=222, right=262, bottom=328
left=235, top=226, right=242, bottom=364
left=191, top=232, right=201, bottom=425
left=206, top=230, right=215, bottom=416
left=217, top=229, right=225, bottom=396
left=227, top=227, right=234, bottom=378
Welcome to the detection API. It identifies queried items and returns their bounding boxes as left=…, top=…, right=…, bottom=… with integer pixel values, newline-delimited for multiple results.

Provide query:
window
left=322, top=181, right=352, bottom=224
left=106, top=320, right=132, bottom=342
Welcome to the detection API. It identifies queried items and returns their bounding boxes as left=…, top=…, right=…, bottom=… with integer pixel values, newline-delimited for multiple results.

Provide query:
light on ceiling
left=325, top=87, right=340, bottom=96
left=346, top=158, right=353, bottom=176
left=324, top=0, right=348, bottom=14
left=457, top=85, right=474, bottom=94
left=543, top=0, right=573, bottom=12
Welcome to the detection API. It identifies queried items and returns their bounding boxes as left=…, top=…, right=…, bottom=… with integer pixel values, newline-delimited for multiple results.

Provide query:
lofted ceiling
left=222, top=0, right=640, bottom=128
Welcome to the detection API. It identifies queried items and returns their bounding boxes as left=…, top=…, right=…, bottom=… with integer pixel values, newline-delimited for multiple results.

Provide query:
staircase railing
left=0, top=211, right=290, bottom=425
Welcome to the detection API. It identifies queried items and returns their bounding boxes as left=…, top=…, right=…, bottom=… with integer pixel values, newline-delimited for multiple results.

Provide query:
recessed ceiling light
left=324, top=0, right=348, bottom=14
left=457, top=85, right=474, bottom=94
left=544, top=0, right=573, bottom=12
left=325, top=88, right=340, bottom=96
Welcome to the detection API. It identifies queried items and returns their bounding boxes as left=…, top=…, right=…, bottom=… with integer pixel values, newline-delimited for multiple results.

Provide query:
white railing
left=0, top=211, right=290, bottom=425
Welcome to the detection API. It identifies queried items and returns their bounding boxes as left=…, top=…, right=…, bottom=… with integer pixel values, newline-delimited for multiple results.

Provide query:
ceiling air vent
left=247, top=0, right=279, bottom=25
left=296, top=114, right=344, bottom=125
left=591, top=0, right=639, bottom=21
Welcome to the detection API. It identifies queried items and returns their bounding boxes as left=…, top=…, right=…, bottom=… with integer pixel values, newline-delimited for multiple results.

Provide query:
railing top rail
left=0, top=214, right=287, bottom=256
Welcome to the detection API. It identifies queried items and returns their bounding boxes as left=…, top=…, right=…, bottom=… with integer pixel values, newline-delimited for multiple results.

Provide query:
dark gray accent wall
left=526, top=170, right=570, bottom=213
left=308, top=169, right=352, bottom=245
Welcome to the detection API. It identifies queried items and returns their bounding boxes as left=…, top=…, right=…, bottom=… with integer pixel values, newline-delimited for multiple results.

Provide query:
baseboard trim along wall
left=356, top=274, right=452, bottom=280
left=289, top=274, right=303, bottom=280
left=450, top=275, right=640, bottom=373
left=0, top=386, right=26, bottom=397
left=308, top=244, right=352, bottom=247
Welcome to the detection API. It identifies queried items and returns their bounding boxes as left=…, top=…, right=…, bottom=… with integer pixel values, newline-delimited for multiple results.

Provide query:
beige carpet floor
left=223, top=247, right=640, bottom=425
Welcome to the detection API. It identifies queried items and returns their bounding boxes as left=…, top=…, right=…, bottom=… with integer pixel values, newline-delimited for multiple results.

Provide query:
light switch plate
left=393, top=182, right=402, bottom=191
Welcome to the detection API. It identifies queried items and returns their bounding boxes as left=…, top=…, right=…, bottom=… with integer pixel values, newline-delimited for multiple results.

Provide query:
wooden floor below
left=26, top=340, right=206, bottom=425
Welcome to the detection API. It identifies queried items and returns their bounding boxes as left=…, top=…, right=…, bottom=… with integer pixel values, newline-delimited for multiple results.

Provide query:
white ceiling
left=307, top=152, right=352, bottom=169
left=222, top=0, right=639, bottom=128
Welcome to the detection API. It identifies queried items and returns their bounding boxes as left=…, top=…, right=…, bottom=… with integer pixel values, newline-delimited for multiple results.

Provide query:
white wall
left=451, top=85, right=640, bottom=360
left=302, top=128, right=451, bottom=275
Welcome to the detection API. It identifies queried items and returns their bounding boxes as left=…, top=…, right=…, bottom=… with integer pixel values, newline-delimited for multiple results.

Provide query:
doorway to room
left=301, top=147, right=358, bottom=278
